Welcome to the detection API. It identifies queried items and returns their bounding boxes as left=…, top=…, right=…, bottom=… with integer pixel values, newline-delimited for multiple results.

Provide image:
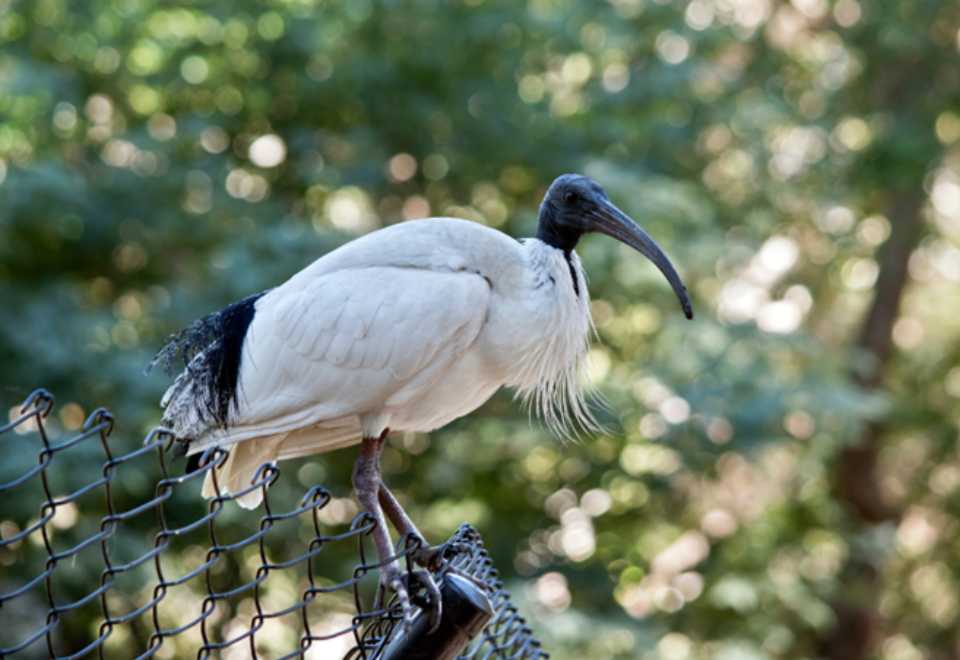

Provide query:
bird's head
left=537, top=174, right=694, bottom=320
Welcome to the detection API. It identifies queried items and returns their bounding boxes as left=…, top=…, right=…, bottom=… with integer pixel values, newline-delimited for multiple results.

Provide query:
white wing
left=215, top=264, right=490, bottom=447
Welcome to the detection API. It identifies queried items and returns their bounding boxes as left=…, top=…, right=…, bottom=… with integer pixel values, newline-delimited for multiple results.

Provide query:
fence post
left=380, top=574, right=494, bottom=660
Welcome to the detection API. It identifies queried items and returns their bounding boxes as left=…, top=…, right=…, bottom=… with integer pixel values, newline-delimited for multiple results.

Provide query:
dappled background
left=2, top=0, right=960, bottom=658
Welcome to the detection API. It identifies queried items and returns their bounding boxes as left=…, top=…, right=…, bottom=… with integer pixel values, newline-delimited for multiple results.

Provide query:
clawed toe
left=410, top=569, right=443, bottom=633
left=408, top=537, right=470, bottom=572
left=376, top=563, right=444, bottom=634
left=406, top=538, right=492, bottom=595
left=375, top=567, right=413, bottom=632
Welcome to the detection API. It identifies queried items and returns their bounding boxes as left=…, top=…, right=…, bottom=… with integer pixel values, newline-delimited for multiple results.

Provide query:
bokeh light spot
left=181, top=55, right=209, bottom=84
left=388, top=153, right=417, bottom=182
left=655, top=31, right=690, bottom=64
left=248, top=134, right=286, bottom=168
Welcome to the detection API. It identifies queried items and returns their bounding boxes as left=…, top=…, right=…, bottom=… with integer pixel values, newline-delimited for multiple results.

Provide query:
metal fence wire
left=0, top=389, right=548, bottom=660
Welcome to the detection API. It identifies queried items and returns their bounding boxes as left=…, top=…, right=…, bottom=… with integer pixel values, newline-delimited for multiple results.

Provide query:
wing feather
left=309, top=328, right=334, bottom=360
left=370, top=326, right=399, bottom=371
left=229, top=266, right=490, bottom=436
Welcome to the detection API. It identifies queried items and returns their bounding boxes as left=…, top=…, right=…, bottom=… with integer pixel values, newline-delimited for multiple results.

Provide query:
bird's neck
left=525, top=239, right=583, bottom=298
left=536, top=203, right=583, bottom=253
left=508, top=239, right=601, bottom=438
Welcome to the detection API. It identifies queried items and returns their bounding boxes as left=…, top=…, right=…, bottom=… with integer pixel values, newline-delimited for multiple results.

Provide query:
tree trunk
left=820, top=192, right=924, bottom=660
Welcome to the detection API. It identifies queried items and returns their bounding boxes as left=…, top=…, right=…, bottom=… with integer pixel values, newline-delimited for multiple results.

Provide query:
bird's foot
left=408, top=538, right=494, bottom=594
left=408, top=537, right=465, bottom=572
left=374, top=561, right=444, bottom=634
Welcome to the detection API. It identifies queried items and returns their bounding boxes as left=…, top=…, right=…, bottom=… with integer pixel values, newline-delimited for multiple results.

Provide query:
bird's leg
left=378, top=482, right=493, bottom=594
left=375, top=483, right=445, bottom=631
left=378, top=484, right=446, bottom=571
left=352, top=430, right=416, bottom=632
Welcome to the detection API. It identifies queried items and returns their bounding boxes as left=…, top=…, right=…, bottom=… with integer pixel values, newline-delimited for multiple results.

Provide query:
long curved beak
left=592, top=202, right=694, bottom=320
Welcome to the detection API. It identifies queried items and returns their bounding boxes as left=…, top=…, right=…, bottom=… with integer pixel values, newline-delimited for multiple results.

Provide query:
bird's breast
left=477, top=239, right=593, bottom=390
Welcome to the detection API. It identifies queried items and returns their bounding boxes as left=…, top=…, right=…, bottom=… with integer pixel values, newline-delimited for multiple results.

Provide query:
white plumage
left=157, top=173, right=692, bottom=627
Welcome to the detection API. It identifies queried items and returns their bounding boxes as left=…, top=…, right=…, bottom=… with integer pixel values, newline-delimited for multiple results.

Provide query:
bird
left=153, top=173, right=693, bottom=630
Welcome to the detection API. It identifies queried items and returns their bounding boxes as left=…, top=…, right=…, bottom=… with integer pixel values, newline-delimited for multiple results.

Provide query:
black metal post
left=380, top=574, right=494, bottom=660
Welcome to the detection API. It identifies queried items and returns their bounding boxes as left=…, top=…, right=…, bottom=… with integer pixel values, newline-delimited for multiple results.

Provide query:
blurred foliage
left=2, top=0, right=960, bottom=658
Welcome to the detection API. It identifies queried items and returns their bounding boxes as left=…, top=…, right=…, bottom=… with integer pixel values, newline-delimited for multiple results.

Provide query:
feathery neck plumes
left=512, top=239, right=604, bottom=440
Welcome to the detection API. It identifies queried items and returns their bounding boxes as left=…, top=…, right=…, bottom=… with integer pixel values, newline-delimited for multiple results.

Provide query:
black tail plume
left=149, top=290, right=269, bottom=429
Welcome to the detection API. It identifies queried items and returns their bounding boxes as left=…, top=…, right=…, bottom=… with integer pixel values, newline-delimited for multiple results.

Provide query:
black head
left=536, top=174, right=694, bottom=320
left=537, top=174, right=611, bottom=253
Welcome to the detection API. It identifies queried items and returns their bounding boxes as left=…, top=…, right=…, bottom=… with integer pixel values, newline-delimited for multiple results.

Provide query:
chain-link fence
left=0, top=389, right=548, bottom=660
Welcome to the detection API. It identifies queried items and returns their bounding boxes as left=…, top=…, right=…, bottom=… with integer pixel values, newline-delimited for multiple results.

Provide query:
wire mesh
left=0, top=389, right=548, bottom=660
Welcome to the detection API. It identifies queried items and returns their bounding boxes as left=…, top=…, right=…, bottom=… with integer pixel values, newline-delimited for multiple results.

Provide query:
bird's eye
left=563, top=191, right=576, bottom=204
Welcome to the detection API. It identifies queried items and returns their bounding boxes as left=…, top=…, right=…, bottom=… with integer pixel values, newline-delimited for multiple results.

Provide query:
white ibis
left=155, top=173, right=693, bottom=629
